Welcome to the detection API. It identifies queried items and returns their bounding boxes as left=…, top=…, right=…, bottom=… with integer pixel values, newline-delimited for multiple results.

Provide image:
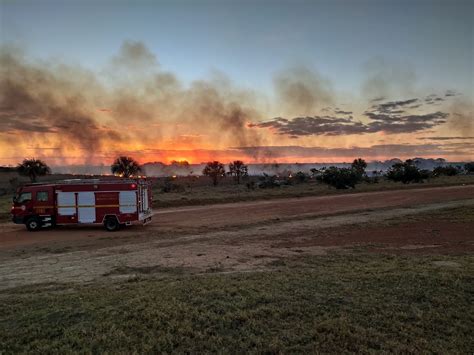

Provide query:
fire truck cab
left=11, top=179, right=152, bottom=231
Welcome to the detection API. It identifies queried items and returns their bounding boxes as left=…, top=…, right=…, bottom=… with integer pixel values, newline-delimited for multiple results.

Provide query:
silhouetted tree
left=17, top=159, right=51, bottom=182
left=228, top=160, right=248, bottom=184
left=111, top=156, right=141, bottom=178
left=203, top=161, right=226, bottom=186
left=351, top=158, right=367, bottom=179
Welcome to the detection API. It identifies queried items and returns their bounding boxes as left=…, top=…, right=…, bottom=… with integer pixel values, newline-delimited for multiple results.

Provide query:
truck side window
left=17, top=192, right=32, bottom=203
left=37, top=191, right=49, bottom=202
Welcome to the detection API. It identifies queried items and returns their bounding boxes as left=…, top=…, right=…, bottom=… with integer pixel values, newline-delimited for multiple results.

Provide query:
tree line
left=13, top=157, right=474, bottom=189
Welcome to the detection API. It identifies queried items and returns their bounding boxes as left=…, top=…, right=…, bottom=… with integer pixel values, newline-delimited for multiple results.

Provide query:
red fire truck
left=11, top=179, right=152, bottom=231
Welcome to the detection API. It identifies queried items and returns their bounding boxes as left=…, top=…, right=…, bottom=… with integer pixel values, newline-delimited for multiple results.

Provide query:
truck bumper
left=139, top=211, right=153, bottom=225
left=142, top=216, right=152, bottom=225
left=12, top=215, right=25, bottom=224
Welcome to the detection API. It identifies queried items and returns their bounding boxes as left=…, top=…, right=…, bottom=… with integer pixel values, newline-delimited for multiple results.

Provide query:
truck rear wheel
left=26, top=217, right=41, bottom=231
left=104, top=216, right=120, bottom=232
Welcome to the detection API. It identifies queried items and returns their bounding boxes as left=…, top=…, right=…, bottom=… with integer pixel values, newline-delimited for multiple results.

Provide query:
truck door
left=77, top=192, right=96, bottom=223
left=33, top=188, right=54, bottom=216
left=14, top=190, right=34, bottom=217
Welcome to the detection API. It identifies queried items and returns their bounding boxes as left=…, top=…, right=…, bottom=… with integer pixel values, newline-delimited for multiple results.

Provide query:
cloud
left=418, top=136, right=474, bottom=141
left=445, top=90, right=459, bottom=97
left=334, top=110, right=353, bottom=115
left=370, top=98, right=418, bottom=113
left=424, top=94, right=445, bottom=105
left=249, top=116, right=368, bottom=136
left=251, top=109, right=449, bottom=137
left=364, top=111, right=449, bottom=134
left=250, top=91, right=461, bottom=138
left=370, top=96, right=386, bottom=102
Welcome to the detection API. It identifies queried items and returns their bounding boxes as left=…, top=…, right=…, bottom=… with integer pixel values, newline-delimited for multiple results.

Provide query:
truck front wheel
left=104, top=216, right=120, bottom=232
left=26, top=217, right=41, bottom=231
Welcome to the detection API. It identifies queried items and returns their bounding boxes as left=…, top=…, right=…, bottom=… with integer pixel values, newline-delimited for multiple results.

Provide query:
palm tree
left=228, top=160, right=248, bottom=184
left=17, top=159, right=51, bottom=182
left=111, top=156, right=141, bottom=178
left=203, top=161, right=226, bottom=186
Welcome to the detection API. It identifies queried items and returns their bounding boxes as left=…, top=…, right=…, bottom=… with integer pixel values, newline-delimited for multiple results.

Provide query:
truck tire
left=104, top=216, right=120, bottom=232
left=26, top=217, right=41, bottom=231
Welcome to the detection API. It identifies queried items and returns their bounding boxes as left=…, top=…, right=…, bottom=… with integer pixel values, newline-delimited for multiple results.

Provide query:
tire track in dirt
left=0, top=199, right=473, bottom=291
left=1, top=185, right=473, bottom=250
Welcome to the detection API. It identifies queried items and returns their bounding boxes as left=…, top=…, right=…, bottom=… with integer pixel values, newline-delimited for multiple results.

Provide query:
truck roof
left=20, top=178, right=147, bottom=188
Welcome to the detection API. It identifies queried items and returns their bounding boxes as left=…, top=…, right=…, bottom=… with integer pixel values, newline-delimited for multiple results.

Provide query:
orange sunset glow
left=1, top=34, right=473, bottom=169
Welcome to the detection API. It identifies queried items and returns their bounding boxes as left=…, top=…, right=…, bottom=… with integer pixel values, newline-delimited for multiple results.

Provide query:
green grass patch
left=0, top=194, right=12, bottom=223
left=1, top=253, right=473, bottom=353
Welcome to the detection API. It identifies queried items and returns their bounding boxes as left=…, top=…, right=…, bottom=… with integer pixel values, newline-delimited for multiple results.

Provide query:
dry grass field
left=1, top=172, right=473, bottom=352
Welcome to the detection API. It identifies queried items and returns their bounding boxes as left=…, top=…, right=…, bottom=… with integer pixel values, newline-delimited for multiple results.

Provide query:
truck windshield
left=15, top=192, right=32, bottom=204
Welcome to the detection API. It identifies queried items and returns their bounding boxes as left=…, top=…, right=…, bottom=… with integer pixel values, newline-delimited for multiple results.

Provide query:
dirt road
left=0, top=185, right=473, bottom=290
left=1, top=185, right=474, bottom=249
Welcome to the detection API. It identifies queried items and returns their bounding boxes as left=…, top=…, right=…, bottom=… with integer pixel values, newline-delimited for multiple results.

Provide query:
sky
left=0, top=0, right=473, bottom=166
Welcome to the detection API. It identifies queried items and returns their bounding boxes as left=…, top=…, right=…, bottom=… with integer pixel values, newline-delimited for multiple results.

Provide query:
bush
left=321, top=167, right=359, bottom=189
left=464, top=162, right=474, bottom=173
left=246, top=181, right=256, bottom=190
left=161, top=178, right=185, bottom=193
left=386, top=160, right=429, bottom=184
left=294, top=171, right=309, bottom=183
left=432, top=166, right=459, bottom=177
left=257, top=174, right=281, bottom=188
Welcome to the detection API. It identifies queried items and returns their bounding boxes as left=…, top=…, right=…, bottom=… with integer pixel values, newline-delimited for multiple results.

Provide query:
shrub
left=432, top=166, right=459, bottom=177
left=294, top=171, right=309, bottom=183
left=464, top=162, right=474, bottom=173
left=321, top=167, right=359, bottom=189
left=386, top=160, right=428, bottom=184
left=257, top=174, right=280, bottom=188
left=161, top=178, right=185, bottom=193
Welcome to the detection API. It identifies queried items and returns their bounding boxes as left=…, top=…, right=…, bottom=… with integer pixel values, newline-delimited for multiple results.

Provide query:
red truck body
left=11, top=179, right=152, bottom=231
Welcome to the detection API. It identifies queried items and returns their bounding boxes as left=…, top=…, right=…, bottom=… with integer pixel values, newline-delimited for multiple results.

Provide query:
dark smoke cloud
left=447, top=101, right=474, bottom=138
left=111, top=40, right=159, bottom=69
left=274, top=66, right=333, bottom=116
left=234, top=143, right=470, bottom=159
left=0, top=42, right=267, bottom=162
left=0, top=48, right=121, bottom=156
left=361, top=58, right=416, bottom=99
